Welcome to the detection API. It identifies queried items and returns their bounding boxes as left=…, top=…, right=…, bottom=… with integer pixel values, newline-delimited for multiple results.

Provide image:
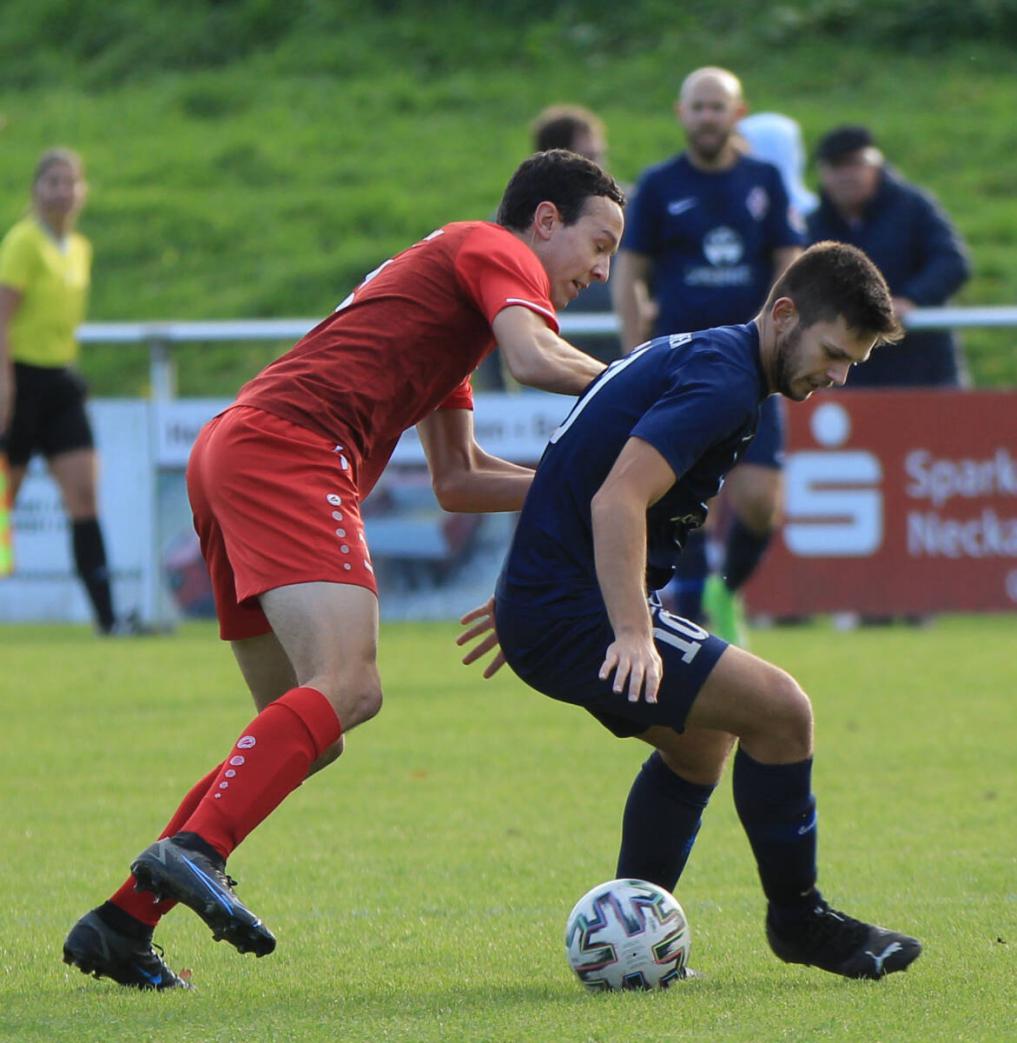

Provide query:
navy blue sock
left=673, top=529, right=708, bottom=622
left=722, top=517, right=772, bottom=592
left=732, top=747, right=818, bottom=911
left=71, top=518, right=115, bottom=632
left=616, top=751, right=715, bottom=892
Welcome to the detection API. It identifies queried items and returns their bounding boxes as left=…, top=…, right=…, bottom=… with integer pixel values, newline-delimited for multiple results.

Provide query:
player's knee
left=765, top=670, right=813, bottom=756
left=340, top=678, right=383, bottom=729
left=657, top=732, right=735, bottom=786
left=736, top=491, right=780, bottom=533
left=65, top=490, right=99, bottom=519
left=312, top=666, right=383, bottom=730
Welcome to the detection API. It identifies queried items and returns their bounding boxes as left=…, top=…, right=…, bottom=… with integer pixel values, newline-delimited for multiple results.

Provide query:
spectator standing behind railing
left=0, top=148, right=136, bottom=634
left=807, top=125, right=971, bottom=387
left=530, top=105, right=623, bottom=361
left=478, top=104, right=620, bottom=391
left=612, top=67, right=804, bottom=646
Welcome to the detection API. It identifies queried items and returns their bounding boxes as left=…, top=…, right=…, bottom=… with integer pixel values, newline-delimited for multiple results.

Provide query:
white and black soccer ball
left=564, top=878, right=691, bottom=991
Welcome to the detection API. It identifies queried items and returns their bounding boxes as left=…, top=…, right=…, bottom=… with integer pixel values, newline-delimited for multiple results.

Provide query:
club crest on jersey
left=746, top=186, right=770, bottom=221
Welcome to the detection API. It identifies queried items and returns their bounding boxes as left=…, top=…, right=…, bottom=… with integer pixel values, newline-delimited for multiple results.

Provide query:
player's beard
left=688, top=126, right=731, bottom=163
left=773, top=322, right=804, bottom=399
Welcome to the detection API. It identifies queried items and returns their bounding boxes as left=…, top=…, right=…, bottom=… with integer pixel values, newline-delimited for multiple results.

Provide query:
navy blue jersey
left=499, top=323, right=769, bottom=615
left=623, top=154, right=803, bottom=335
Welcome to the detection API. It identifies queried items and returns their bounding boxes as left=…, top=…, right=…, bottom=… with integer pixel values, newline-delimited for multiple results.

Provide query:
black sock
left=732, top=747, right=818, bottom=911
left=673, top=528, right=708, bottom=622
left=721, top=517, right=772, bottom=592
left=616, top=751, right=715, bottom=892
left=96, top=900, right=151, bottom=940
left=71, top=518, right=115, bottom=631
left=174, top=830, right=226, bottom=868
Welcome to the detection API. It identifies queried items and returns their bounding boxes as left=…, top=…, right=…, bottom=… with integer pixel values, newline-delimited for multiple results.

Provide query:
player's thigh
left=636, top=723, right=736, bottom=786
left=259, top=580, right=382, bottom=730
left=497, top=601, right=727, bottom=739
left=232, top=630, right=297, bottom=711
left=724, top=463, right=782, bottom=533
left=47, top=447, right=99, bottom=518
left=7, top=463, right=27, bottom=503
left=684, top=644, right=812, bottom=760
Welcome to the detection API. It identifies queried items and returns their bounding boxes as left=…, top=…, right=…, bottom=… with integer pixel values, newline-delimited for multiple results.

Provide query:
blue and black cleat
left=63, top=908, right=191, bottom=990
left=131, top=836, right=276, bottom=957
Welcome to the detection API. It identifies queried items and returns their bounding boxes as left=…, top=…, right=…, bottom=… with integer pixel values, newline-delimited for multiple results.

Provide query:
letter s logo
left=784, top=451, right=883, bottom=557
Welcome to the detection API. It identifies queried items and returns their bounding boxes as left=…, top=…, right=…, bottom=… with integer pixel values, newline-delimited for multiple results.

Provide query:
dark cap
left=815, top=125, right=878, bottom=163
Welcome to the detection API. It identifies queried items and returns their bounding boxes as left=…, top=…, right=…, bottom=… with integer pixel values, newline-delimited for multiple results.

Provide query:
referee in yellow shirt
left=0, top=147, right=124, bottom=633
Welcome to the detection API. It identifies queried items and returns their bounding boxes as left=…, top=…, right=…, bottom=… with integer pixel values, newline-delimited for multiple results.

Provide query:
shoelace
left=802, top=906, right=869, bottom=957
left=146, top=941, right=192, bottom=987
left=202, top=860, right=239, bottom=892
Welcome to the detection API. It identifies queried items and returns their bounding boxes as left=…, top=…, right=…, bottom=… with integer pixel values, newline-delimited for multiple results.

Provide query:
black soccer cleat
left=62, top=909, right=191, bottom=990
left=766, top=900, right=922, bottom=980
left=131, top=836, right=276, bottom=957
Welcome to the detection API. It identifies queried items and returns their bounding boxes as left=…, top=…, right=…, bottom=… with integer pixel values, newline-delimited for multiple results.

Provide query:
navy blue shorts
left=495, top=593, right=728, bottom=738
left=740, top=394, right=784, bottom=469
left=6, top=363, right=94, bottom=468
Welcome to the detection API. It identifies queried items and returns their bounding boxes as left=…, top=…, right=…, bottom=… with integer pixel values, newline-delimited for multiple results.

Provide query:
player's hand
left=457, top=596, right=506, bottom=679
left=599, top=634, right=662, bottom=704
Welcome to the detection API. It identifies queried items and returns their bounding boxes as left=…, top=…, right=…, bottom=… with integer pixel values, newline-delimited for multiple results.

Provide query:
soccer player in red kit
left=62, top=150, right=626, bottom=989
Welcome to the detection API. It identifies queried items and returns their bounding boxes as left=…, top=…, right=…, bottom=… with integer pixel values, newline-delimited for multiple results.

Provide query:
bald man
left=612, top=67, right=804, bottom=644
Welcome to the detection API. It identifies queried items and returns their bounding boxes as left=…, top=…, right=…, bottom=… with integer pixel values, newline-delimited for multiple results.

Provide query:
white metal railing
left=78, top=307, right=1017, bottom=401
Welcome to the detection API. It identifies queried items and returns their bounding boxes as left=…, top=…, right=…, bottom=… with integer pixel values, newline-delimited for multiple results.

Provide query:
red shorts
left=187, top=406, right=377, bottom=641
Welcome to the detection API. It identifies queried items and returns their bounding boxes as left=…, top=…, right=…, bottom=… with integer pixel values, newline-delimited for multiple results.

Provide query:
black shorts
left=5, top=362, right=94, bottom=467
left=740, top=394, right=785, bottom=469
left=495, top=592, right=728, bottom=738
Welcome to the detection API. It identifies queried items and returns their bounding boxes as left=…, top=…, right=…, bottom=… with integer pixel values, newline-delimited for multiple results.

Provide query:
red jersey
left=235, top=221, right=558, bottom=495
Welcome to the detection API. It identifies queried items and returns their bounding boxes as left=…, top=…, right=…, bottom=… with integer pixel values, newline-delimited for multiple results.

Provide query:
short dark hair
left=765, top=241, right=903, bottom=344
left=496, top=149, right=625, bottom=231
left=531, top=105, right=605, bottom=153
left=814, top=125, right=879, bottom=164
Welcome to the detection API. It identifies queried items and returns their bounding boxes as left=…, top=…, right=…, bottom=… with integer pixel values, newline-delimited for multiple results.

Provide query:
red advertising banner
left=744, top=390, right=1017, bottom=615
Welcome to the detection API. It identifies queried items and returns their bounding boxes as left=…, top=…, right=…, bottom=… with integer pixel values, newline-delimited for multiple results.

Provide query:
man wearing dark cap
left=808, top=125, right=970, bottom=386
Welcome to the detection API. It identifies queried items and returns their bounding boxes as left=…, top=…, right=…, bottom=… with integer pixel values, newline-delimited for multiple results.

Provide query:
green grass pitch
left=1, top=617, right=1014, bottom=1041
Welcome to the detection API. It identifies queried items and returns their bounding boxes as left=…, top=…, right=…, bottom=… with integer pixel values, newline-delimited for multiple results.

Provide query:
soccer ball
left=564, top=878, right=691, bottom=991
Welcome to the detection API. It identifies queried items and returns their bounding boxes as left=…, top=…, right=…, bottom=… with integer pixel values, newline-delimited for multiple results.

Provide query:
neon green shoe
left=703, top=574, right=748, bottom=647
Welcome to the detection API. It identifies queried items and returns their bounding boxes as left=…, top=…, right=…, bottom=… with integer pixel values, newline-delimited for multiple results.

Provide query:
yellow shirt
left=0, top=216, right=92, bottom=367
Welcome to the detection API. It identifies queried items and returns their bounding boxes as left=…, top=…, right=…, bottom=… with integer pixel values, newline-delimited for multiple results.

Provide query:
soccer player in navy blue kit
left=613, top=66, right=804, bottom=643
left=462, top=243, right=922, bottom=980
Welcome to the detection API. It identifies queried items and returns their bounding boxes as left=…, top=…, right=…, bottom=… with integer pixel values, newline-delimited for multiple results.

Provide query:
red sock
left=179, top=686, right=341, bottom=860
left=108, top=761, right=224, bottom=928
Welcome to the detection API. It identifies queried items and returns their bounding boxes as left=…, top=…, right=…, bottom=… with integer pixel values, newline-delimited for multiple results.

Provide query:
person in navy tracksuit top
left=808, top=124, right=971, bottom=387
left=611, top=66, right=804, bottom=644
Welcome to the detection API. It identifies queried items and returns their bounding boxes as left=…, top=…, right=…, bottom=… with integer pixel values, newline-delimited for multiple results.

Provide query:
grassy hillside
left=1, top=3, right=1016, bottom=393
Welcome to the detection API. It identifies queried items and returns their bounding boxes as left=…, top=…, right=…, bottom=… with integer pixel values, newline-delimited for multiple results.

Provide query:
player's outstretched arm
left=493, top=306, right=605, bottom=396
left=591, top=437, right=677, bottom=704
left=457, top=596, right=506, bottom=679
left=417, top=408, right=534, bottom=513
